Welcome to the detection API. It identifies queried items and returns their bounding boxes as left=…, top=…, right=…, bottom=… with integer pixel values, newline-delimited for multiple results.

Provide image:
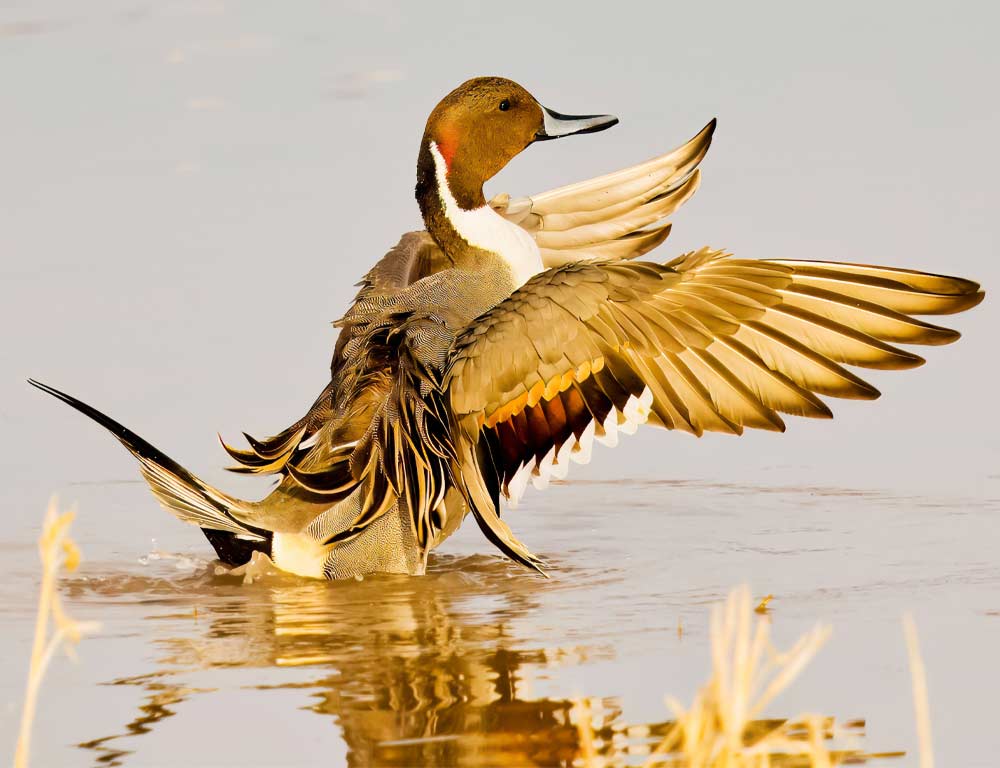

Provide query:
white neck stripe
left=429, top=142, right=544, bottom=288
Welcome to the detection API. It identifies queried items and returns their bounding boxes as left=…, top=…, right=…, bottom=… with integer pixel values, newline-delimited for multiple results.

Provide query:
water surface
left=3, top=480, right=999, bottom=766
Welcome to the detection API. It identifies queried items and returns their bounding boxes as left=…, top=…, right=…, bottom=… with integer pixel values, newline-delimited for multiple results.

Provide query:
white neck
left=429, top=142, right=544, bottom=287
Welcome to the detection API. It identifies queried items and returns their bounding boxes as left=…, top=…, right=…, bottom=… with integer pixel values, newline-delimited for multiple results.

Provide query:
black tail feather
left=28, top=379, right=271, bottom=565
left=29, top=378, right=200, bottom=488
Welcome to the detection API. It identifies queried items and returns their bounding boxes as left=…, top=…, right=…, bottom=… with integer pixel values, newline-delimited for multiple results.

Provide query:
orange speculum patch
left=482, top=356, right=605, bottom=429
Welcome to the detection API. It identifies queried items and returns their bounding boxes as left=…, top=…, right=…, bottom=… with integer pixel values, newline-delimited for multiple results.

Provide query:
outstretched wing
left=488, top=120, right=715, bottom=266
left=446, top=250, right=982, bottom=567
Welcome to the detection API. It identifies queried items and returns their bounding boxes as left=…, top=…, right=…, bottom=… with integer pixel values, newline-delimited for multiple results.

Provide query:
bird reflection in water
left=65, top=554, right=879, bottom=767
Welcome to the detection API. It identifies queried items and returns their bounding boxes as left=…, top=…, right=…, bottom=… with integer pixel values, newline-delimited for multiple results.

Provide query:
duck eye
left=499, top=99, right=510, bottom=112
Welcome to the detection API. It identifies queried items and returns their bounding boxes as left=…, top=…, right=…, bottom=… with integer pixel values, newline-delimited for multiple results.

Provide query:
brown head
left=416, top=77, right=618, bottom=212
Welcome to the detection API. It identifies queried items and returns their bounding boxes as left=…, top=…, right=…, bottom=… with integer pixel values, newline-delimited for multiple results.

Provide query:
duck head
left=416, top=76, right=618, bottom=214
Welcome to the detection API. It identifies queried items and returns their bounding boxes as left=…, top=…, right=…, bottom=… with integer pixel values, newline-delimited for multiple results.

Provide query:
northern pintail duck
left=32, top=77, right=984, bottom=579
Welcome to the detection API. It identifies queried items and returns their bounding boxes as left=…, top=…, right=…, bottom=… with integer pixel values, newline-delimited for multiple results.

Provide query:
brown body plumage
left=31, top=77, right=984, bottom=579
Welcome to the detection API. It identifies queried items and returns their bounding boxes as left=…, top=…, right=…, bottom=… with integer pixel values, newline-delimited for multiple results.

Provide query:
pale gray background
left=4, top=0, right=998, bottom=511
left=2, top=1, right=996, bottom=506
left=2, top=1, right=998, bottom=766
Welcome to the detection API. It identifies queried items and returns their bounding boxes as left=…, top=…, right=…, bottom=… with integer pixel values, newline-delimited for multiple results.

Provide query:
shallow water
left=3, top=480, right=999, bottom=766
left=3, top=0, right=1000, bottom=766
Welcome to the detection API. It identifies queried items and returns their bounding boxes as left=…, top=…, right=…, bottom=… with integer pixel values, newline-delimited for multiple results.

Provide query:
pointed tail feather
left=27, top=380, right=271, bottom=555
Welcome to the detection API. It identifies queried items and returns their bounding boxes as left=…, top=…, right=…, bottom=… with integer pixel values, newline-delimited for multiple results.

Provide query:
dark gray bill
left=535, top=106, right=619, bottom=141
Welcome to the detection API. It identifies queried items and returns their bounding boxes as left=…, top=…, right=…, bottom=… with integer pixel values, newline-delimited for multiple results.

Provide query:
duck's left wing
left=220, top=231, right=452, bottom=476
left=445, top=251, right=982, bottom=567
left=488, top=120, right=715, bottom=267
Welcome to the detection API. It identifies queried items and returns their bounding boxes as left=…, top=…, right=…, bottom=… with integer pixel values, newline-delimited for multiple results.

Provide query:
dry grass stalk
left=642, top=586, right=834, bottom=767
left=903, top=615, right=934, bottom=768
left=573, top=587, right=937, bottom=767
left=14, top=499, right=99, bottom=768
left=574, top=698, right=599, bottom=767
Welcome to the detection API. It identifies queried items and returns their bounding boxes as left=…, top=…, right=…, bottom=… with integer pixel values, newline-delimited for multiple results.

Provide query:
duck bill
left=535, top=106, right=618, bottom=141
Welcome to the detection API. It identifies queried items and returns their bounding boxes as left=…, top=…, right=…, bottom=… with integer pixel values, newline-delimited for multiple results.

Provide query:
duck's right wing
left=489, top=120, right=715, bottom=267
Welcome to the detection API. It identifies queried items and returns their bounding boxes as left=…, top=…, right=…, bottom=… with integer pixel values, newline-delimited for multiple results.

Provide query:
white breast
left=271, top=532, right=327, bottom=579
left=430, top=142, right=544, bottom=287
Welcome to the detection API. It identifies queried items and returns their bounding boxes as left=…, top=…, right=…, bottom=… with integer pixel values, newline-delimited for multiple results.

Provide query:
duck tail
left=27, top=379, right=271, bottom=564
